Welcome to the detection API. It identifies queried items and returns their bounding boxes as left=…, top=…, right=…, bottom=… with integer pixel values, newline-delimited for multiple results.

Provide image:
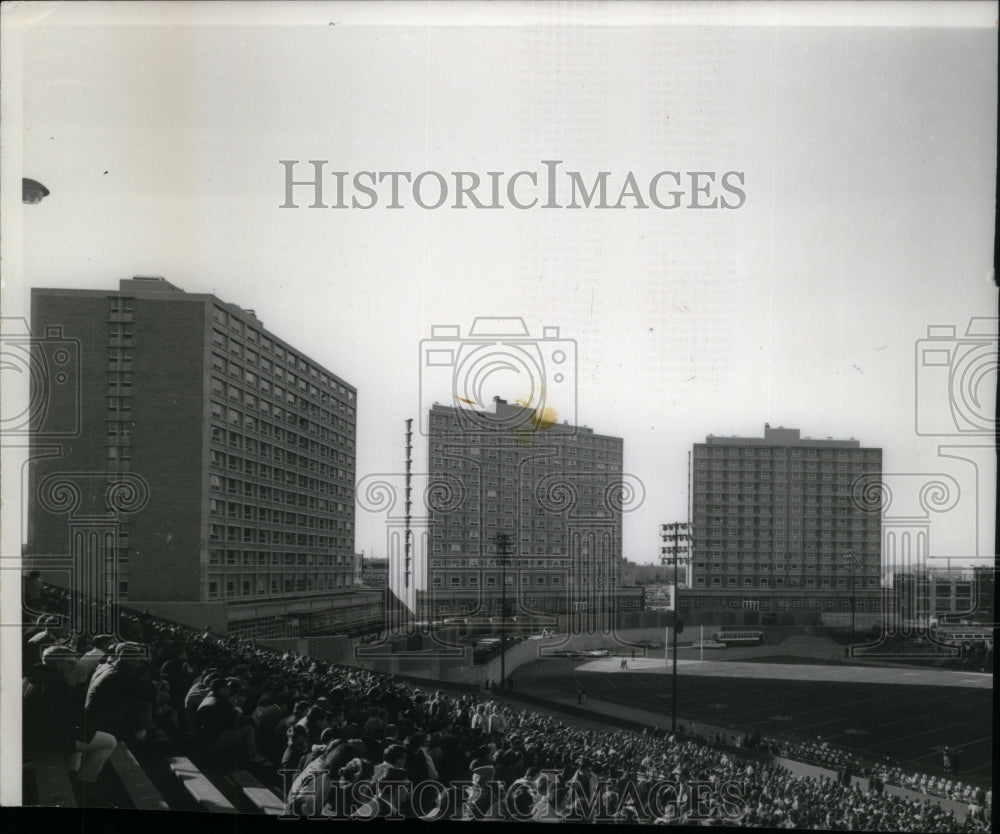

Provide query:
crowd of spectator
left=956, top=640, right=993, bottom=674
left=20, top=585, right=993, bottom=830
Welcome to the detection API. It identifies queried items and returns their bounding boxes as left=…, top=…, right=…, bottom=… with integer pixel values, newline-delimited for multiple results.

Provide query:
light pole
left=842, top=550, right=862, bottom=643
left=660, top=522, right=691, bottom=733
left=495, top=532, right=512, bottom=689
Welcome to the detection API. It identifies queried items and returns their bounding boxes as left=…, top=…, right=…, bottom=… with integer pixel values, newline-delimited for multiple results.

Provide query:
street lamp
left=660, top=522, right=691, bottom=733
left=22, top=178, right=50, bottom=204
left=841, top=550, right=862, bottom=644
left=495, top=531, right=512, bottom=689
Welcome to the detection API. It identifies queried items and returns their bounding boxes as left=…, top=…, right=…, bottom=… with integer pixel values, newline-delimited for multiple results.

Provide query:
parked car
left=690, top=639, right=726, bottom=649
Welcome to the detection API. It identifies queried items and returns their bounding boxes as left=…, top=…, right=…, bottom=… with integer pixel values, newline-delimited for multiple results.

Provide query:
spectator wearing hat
left=403, top=732, right=437, bottom=783
left=507, top=768, right=539, bottom=819
left=281, top=724, right=309, bottom=772
left=271, top=700, right=310, bottom=763
left=363, top=744, right=410, bottom=819
left=252, top=691, right=284, bottom=747
left=25, top=645, right=118, bottom=783
left=84, top=642, right=156, bottom=743
left=361, top=716, right=386, bottom=762
left=196, top=677, right=257, bottom=767
left=184, top=669, right=221, bottom=732
left=25, top=615, right=69, bottom=672
left=159, top=646, right=196, bottom=714
left=69, top=634, right=113, bottom=691
left=463, top=760, right=497, bottom=820
left=568, top=758, right=598, bottom=803
left=531, top=771, right=562, bottom=822
left=23, top=570, right=44, bottom=612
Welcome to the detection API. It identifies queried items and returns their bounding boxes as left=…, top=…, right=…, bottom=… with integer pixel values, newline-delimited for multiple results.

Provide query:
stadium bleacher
left=20, top=585, right=993, bottom=829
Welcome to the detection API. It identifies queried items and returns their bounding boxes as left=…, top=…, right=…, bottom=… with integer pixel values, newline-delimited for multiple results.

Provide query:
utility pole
left=842, top=550, right=862, bottom=645
left=496, top=531, right=512, bottom=689
left=660, top=521, right=691, bottom=733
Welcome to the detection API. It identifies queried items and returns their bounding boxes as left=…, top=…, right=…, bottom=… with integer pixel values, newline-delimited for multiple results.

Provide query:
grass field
left=520, top=655, right=993, bottom=783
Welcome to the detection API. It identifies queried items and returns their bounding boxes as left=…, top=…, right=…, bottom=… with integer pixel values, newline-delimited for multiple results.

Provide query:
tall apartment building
left=685, top=425, right=883, bottom=626
left=416, top=399, right=643, bottom=623
left=27, top=277, right=381, bottom=639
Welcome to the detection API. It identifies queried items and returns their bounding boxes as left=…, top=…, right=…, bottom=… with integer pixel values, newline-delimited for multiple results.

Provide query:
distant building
left=621, top=560, right=673, bottom=586
left=27, top=278, right=381, bottom=639
left=893, top=566, right=995, bottom=626
left=362, top=557, right=389, bottom=589
left=417, top=399, right=642, bottom=625
left=683, top=425, right=883, bottom=626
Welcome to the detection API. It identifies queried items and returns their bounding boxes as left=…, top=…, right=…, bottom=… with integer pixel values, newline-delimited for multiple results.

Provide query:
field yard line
left=680, top=692, right=888, bottom=726
left=858, top=723, right=979, bottom=752
left=712, top=688, right=966, bottom=737
left=908, top=734, right=995, bottom=760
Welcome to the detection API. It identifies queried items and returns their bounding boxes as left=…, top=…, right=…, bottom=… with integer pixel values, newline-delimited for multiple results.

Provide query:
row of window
left=210, top=309, right=355, bottom=400
left=106, top=340, right=131, bottom=473
left=694, top=576, right=878, bottom=589
left=700, top=536, right=876, bottom=546
left=211, top=427, right=354, bottom=470
left=430, top=412, right=620, bottom=445
left=432, top=457, right=615, bottom=473
left=209, top=498, right=350, bottom=521
left=209, top=451, right=352, bottom=491
left=693, top=559, right=877, bottom=570
left=210, top=400, right=353, bottom=444
left=430, top=573, right=619, bottom=589
left=429, top=557, right=569, bottom=568
left=680, top=596, right=883, bottom=612
left=694, top=459, right=868, bottom=478
left=209, top=367, right=353, bottom=428
left=209, top=521, right=351, bottom=541
left=431, top=442, right=618, bottom=459
left=695, top=446, right=880, bottom=460
left=211, top=349, right=353, bottom=407
left=208, top=549, right=352, bottom=566
left=209, top=473, right=352, bottom=507
left=207, top=573, right=354, bottom=599
left=432, top=542, right=566, bottom=555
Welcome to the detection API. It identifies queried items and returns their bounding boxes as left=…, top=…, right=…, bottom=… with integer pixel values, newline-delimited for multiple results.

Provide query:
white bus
left=714, top=629, right=763, bottom=647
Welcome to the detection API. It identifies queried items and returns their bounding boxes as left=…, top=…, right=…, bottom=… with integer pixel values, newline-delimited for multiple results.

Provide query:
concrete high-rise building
left=27, top=277, right=381, bottom=639
left=416, top=399, right=642, bottom=624
left=685, top=425, right=883, bottom=626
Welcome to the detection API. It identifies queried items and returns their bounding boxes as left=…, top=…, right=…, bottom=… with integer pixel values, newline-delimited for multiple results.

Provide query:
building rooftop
left=702, top=424, right=868, bottom=449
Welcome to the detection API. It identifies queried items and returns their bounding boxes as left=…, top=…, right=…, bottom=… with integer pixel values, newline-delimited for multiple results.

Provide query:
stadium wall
left=131, top=601, right=228, bottom=633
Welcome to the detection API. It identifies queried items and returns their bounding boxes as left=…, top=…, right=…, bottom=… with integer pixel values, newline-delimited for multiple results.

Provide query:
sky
left=2, top=2, right=997, bottom=580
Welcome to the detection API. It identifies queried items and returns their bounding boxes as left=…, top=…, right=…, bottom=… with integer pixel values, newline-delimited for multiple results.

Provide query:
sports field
left=517, top=652, right=993, bottom=783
